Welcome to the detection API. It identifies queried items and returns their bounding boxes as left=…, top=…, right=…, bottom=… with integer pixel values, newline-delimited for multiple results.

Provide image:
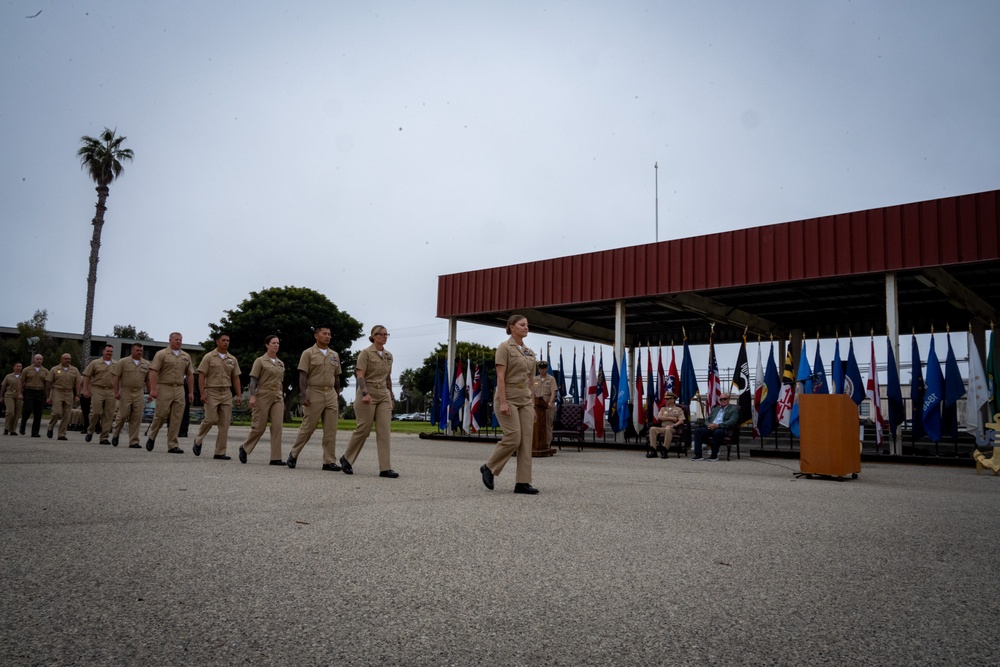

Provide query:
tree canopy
left=110, top=324, right=152, bottom=341
left=0, top=310, right=81, bottom=371
left=405, top=341, right=498, bottom=397
left=204, top=286, right=363, bottom=403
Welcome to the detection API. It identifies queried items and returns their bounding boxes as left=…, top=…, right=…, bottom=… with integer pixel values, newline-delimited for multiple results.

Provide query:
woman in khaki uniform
left=239, top=335, right=287, bottom=466
left=342, top=325, right=398, bottom=478
left=480, top=314, right=539, bottom=494
left=2, top=363, right=23, bottom=435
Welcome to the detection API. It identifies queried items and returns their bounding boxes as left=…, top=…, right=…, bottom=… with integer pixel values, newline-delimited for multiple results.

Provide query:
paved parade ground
left=2, top=428, right=998, bottom=666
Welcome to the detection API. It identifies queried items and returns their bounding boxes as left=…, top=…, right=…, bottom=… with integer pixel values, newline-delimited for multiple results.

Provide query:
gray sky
left=2, top=0, right=998, bottom=400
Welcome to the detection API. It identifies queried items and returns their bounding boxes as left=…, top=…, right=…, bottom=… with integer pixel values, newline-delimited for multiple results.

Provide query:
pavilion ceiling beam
left=656, top=293, right=783, bottom=338
left=516, top=308, right=616, bottom=345
left=917, top=268, right=998, bottom=325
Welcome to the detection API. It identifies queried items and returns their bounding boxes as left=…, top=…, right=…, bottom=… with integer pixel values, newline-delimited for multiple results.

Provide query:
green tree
left=78, top=128, right=134, bottom=363
left=407, top=341, right=498, bottom=396
left=205, top=286, right=363, bottom=418
left=110, top=324, right=152, bottom=341
left=0, top=310, right=82, bottom=370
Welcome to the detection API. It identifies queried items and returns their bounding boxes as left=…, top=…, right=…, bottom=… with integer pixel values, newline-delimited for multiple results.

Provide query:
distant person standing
left=239, top=335, right=287, bottom=466
left=341, top=325, right=398, bottom=478
left=19, top=355, right=48, bottom=437
left=46, top=353, right=81, bottom=441
left=480, top=314, right=539, bottom=495
left=82, top=345, right=117, bottom=444
left=147, top=332, right=195, bottom=454
left=110, top=343, right=151, bottom=448
left=193, top=333, right=242, bottom=460
left=287, top=326, right=342, bottom=471
left=2, top=363, right=23, bottom=436
left=532, top=360, right=557, bottom=448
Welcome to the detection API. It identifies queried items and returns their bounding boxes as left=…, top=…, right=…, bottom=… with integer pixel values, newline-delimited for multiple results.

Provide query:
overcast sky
left=2, top=1, right=998, bottom=400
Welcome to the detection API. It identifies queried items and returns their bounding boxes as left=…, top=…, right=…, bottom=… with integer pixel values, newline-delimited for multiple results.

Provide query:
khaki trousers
left=242, top=391, right=284, bottom=460
left=196, top=387, right=234, bottom=455
left=148, top=384, right=184, bottom=447
left=290, top=387, right=339, bottom=464
left=113, top=388, right=146, bottom=445
left=48, top=389, right=74, bottom=438
left=4, top=396, right=22, bottom=433
left=344, top=396, right=391, bottom=471
left=545, top=406, right=555, bottom=444
left=648, top=424, right=677, bottom=447
left=487, top=400, right=534, bottom=483
left=87, top=386, right=115, bottom=439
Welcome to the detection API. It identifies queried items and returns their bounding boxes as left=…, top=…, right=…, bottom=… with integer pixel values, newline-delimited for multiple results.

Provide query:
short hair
left=214, top=332, right=230, bottom=341
left=264, top=334, right=279, bottom=346
left=505, top=314, right=527, bottom=335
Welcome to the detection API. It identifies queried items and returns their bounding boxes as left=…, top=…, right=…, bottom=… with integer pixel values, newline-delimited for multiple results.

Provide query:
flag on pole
left=558, top=349, right=567, bottom=403
left=609, top=349, right=620, bottom=433
left=831, top=338, right=844, bottom=395
left=752, top=342, right=764, bottom=438
left=758, top=343, right=780, bottom=438
left=964, top=331, right=988, bottom=440
left=438, top=359, right=451, bottom=430
left=866, top=339, right=885, bottom=448
left=788, top=340, right=811, bottom=437
left=732, top=335, right=752, bottom=425
left=943, top=332, right=966, bottom=442
left=570, top=348, right=579, bottom=404
left=645, top=347, right=656, bottom=429
left=680, top=338, right=699, bottom=406
left=656, top=348, right=666, bottom=410
left=595, top=350, right=607, bottom=438
left=706, top=336, right=723, bottom=413
left=469, top=364, right=482, bottom=433
left=479, top=361, right=493, bottom=429
left=633, top=349, right=646, bottom=433
left=844, top=339, right=866, bottom=405
left=910, top=335, right=926, bottom=441
left=581, top=353, right=588, bottom=411
left=886, top=339, right=905, bottom=444
left=666, top=347, right=679, bottom=396
left=923, top=336, right=943, bottom=443
left=812, top=343, right=829, bottom=394
left=450, top=358, right=466, bottom=430
left=776, top=346, right=795, bottom=427
left=584, top=352, right=597, bottom=430
left=617, top=351, right=631, bottom=431
left=461, top=360, right=473, bottom=433
left=432, top=358, right=442, bottom=430
left=987, top=329, right=998, bottom=420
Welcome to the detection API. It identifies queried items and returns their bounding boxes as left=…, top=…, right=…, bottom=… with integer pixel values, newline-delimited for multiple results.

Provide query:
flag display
left=965, top=331, right=988, bottom=439
left=776, top=346, right=795, bottom=427
left=923, top=336, right=943, bottom=443
left=844, top=339, right=866, bottom=405
left=865, top=339, right=885, bottom=448
left=831, top=338, right=844, bottom=395
left=656, top=349, right=666, bottom=410
left=595, top=351, right=607, bottom=438
left=645, top=348, right=655, bottom=429
left=461, top=360, right=473, bottom=433
left=987, top=329, right=998, bottom=420
left=558, top=349, right=567, bottom=403
left=633, top=349, right=645, bottom=433
left=910, top=335, right=926, bottom=441
left=757, top=343, right=779, bottom=438
left=609, top=349, right=620, bottom=433
left=680, top=339, right=698, bottom=406
left=469, top=364, right=481, bottom=433
left=570, top=349, right=579, bottom=404
left=666, top=347, right=678, bottom=397
left=617, top=352, right=631, bottom=431
left=706, top=337, right=723, bottom=413
left=584, top=352, right=597, bottom=430
left=432, top=358, right=443, bottom=430
left=943, top=333, right=965, bottom=442
left=752, top=342, right=763, bottom=438
left=479, top=362, right=493, bottom=429
left=450, top=358, right=466, bottom=430
left=788, top=341, right=811, bottom=437
left=812, top=343, right=829, bottom=394
left=732, top=336, right=752, bottom=425
left=886, top=340, right=905, bottom=443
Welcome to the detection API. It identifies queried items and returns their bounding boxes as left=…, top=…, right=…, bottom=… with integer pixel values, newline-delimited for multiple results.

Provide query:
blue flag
left=831, top=339, right=844, bottom=395
left=558, top=349, right=567, bottom=402
left=479, top=361, right=493, bottom=428
left=581, top=354, right=588, bottom=408
left=886, top=340, right=905, bottom=439
left=943, top=333, right=966, bottom=442
left=909, top=335, right=925, bottom=441
left=609, top=349, right=620, bottom=433
left=437, top=359, right=450, bottom=430
left=569, top=349, right=579, bottom=404
left=680, top=339, right=699, bottom=406
left=812, top=343, right=829, bottom=394
left=923, top=336, right=943, bottom=442
left=757, top=343, right=780, bottom=437
left=616, top=351, right=631, bottom=430
left=431, top=358, right=442, bottom=430
left=789, top=341, right=812, bottom=437
left=845, top=340, right=866, bottom=405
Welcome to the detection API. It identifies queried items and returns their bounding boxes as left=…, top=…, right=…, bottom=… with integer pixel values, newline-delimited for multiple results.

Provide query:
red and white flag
left=584, top=352, right=598, bottom=430
left=866, top=340, right=885, bottom=447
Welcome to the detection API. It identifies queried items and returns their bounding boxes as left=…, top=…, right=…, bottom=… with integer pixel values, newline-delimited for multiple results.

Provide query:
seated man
left=646, top=391, right=684, bottom=458
left=692, top=393, right=739, bottom=461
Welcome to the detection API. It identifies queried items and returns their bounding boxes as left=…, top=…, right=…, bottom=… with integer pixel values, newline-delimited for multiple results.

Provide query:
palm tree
left=78, top=128, right=133, bottom=364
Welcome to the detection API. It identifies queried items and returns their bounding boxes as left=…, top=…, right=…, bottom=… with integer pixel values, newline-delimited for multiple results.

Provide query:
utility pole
left=654, top=162, right=659, bottom=242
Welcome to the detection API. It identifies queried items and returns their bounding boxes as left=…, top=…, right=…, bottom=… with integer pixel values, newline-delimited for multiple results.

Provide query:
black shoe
left=19, top=426, right=25, bottom=435
left=111, top=436, right=119, bottom=447
left=238, top=446, right=247, bottom=464
left=286, top=454, right=296, bottom=469
left=480, top=464, right=494, bottom=490
left=321, top=462, right=342, bottom=472
left=146, top=438, right=154, bottom=451
left=269, top=459, right=286, bottom=466
left=47, top=429, right=53, bottom=439
left=514, top=483, right=539, bottom=495
left=167, top=447, right=184, bottom=454
left=657, top=446, right=669, bottom=459
left=31, top=433, right=40, bottom=438
left=645, top=448, right=657, bottom=458
left=99, top=439, right=112, bottom=445
left=9, top=432, right=16, bottom=437
left=340, top=456, right=353, bottom=475
left=85, top=433, right=93, bottom=442
left=193, top=440, right=202, bottom=457
left=128, top=443, right=141, bottom=449
left=214, top=454, right=231, bottom=460
left=379, top=469, right=399, bottom=478
left=58, top=436, right=67, bottom=441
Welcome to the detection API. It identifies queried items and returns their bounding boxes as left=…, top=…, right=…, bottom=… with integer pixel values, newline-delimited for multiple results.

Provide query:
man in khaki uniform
left=2, top=362, right=23, bottom=436
left=82, top=345, right=117, bottom=444
left=19, top=354, right=48, bottom=437
left=111, top=343, right=150, bottom=448
left=147, top=332, right=194, bottom=454
left=532, top=361, right=557, bottom=447
left=287, top=326, right=342, bottom=471
left=647, top=391, right=685, bottom=458
left=194, top=333, right=242, bottom=460
left=46, top=353, right=81, bottom=440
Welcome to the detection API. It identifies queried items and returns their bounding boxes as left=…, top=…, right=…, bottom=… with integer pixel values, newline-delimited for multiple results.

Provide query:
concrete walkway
left=1, top=427, right=997, bottom=666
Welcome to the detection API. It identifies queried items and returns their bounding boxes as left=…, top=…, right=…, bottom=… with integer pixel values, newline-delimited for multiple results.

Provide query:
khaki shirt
left=49, top=366, right=80, bottom=393
left=356, top=345, right=393, bottom=401
left=532, top=374, right=556, bottom=405
left=250, top=355, right=285, bottom=396
left=655, top=404, right=685, bottom=425
left=150, top=348, right=193, bottom=385
left=21, top=365, right=48, bottom=391
left=83, top=359, right=116, bottom=390
left=496, top=337, right=536, bottom=405
left=298, top=345, right=341, bottom=389
left=198, top=351, right=241, bottom=388
left=112, top=357, right=151, bottom=390
left=2, top=373, right=21, bottom=399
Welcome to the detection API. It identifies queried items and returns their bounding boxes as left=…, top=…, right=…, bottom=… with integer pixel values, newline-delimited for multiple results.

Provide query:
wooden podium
left=798, top=394, right=860, bottom=479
